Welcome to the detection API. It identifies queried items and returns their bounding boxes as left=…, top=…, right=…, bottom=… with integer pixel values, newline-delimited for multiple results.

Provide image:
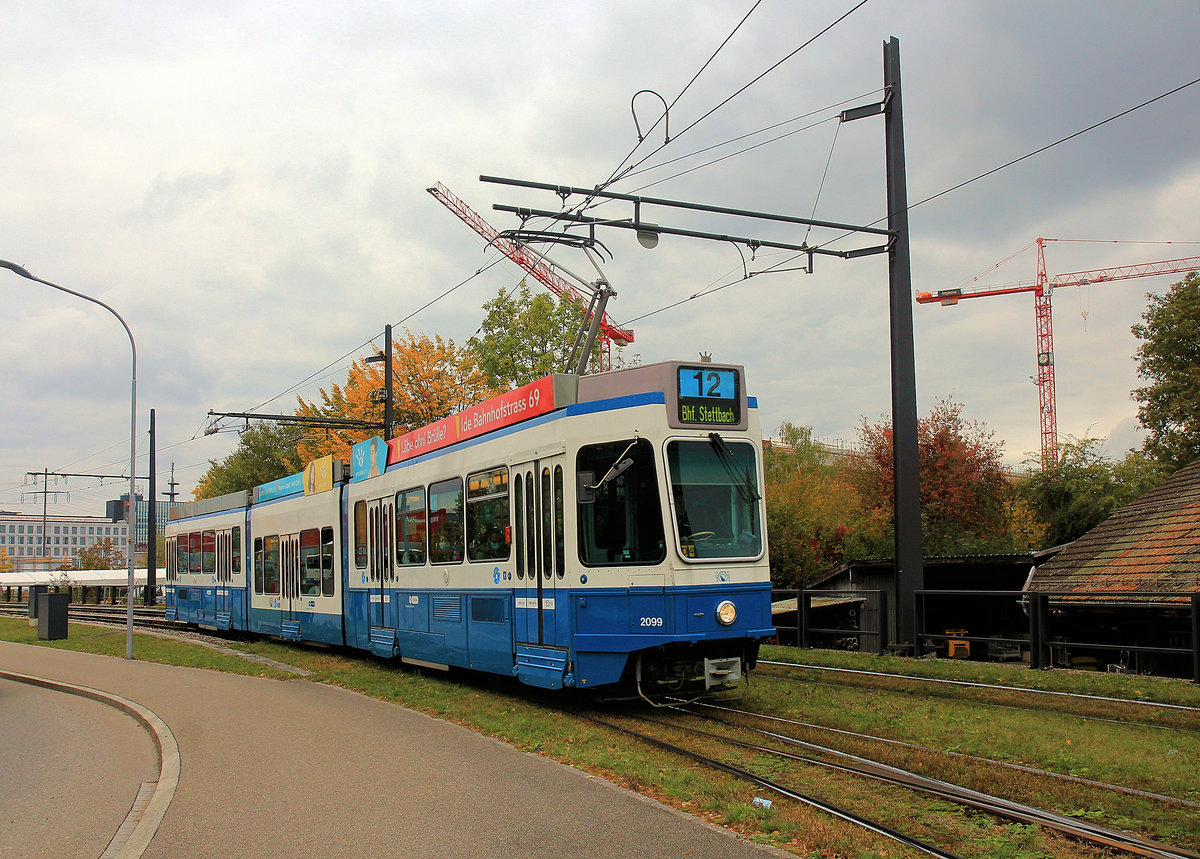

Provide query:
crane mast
left=428, top=182, right=634, bottom=370
left=918, top=237, right=1200, bottom=468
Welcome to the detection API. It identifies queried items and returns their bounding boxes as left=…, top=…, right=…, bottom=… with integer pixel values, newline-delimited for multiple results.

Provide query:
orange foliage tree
left=763, top=422, right=887, bottom=586
left=296, top=329, right=498, bottom=463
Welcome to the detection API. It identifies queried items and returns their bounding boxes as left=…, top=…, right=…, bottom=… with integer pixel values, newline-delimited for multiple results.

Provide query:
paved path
left=0, top=643, right=785, bottom=858
left=0, top=677, right=158, bottom=859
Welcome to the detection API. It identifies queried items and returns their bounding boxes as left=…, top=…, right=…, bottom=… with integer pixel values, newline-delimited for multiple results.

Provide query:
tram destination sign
left=675, top=365, right=743, bottom=428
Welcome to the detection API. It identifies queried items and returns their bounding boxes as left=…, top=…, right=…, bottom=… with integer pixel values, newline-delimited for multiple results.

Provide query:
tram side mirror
left=578, top=457, right=634, bottom=505
left=577, top=471, right=596, bottom=505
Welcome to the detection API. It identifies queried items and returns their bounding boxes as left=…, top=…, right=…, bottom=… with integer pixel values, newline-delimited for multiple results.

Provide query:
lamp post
left=1, top=260, right=138, bottom=660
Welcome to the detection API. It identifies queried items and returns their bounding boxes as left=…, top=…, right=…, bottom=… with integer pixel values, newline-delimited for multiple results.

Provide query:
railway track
left=7, top=600, right=1197, bottom=855
left=0, top=601, right=174, bottom=629
left=759, top=658, right=1200, bottom=730
left=697, top=700, right=1200, bottom=811
left=577, top=701, right=1200, bottom=859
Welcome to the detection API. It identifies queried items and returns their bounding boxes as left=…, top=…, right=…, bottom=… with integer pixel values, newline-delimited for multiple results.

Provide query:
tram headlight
left=715, top=599, right=737, bottom=626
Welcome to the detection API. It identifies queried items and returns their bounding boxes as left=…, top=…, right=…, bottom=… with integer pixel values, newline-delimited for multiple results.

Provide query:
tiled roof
left=1028, top=458, right=1200, bottom=600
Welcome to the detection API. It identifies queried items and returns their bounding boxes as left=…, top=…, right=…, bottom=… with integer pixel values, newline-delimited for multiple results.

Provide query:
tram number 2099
left=639, top=617, right=664, bottom=627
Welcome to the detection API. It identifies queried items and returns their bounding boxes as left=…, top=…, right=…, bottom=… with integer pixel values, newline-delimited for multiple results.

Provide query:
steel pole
left=883, top=37, right=925, bottom=649
left=0, top=260, right=138, bottom=658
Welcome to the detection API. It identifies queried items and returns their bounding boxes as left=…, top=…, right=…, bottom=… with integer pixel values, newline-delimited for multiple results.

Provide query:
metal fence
left=771, top=588, right=1200, bottom=683
left=771, top=589, right=890, bottom=654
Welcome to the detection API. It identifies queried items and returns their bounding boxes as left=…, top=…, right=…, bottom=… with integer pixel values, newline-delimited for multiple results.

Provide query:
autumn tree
left=0, top=547, right=12, bottom=572
left=297, top=329, right=497, bottom=463
left=1016, top=437, right=1166, bottom=547
left=193, top=421, right=303, bottom=499
left=1132, top=271, right=1200, bottom=470
left=763, top=422, right=884, bottom=587
left=847, top=398, right=1017, bottom=556
left=75, top=537, right=126, bottom=570
left=468, top=280, right=610, bottom=389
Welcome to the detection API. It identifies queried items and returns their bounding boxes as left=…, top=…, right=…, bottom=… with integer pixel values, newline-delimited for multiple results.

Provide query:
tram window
left=189, top=532, right=203, bottom=574
left=321, top=527, right=335, bottom=596
left=541, top=468, right=552, bottom=579
left=577, top=439, right=666, bottom=567
left=264, top=535, right=280, bottom=594
left=395, top=487, right=426, bottom=566
left=667, top=438, right=763, bottom=561
left=353, top=500, right=367, bottom=569
left=299, top=529, right=321, bottom=596
left=467, top=467, right=510, bottom=562
left=554, top=466, right=565, bottom=578
left=231, top=526, right=241, bottom=574
left=368, top=506, right=379, bottom=584
left=254, top=537, right=264, bottom=594
left=524, top=473, right=536, bottom=577
left=429, top=477, right=464, bottom=564
left=176, top=537, right=189, bottom=582
left=202, top=530, right=216, bottom=574
left=513, top=478, right=524, bottom=579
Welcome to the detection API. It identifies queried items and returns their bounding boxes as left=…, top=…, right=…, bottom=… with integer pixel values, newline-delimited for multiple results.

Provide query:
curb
left=0, top=669, right=179, bottom=858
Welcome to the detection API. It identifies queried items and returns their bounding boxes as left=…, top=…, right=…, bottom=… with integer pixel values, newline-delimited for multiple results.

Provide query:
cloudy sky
left=2, top=0, right=1198, bottom=515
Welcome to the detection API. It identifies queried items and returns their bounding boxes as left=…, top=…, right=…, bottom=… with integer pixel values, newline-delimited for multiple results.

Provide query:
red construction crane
left=917, top=237, right=1200, bottom=468
left=428, top=182, right=634, bottom=369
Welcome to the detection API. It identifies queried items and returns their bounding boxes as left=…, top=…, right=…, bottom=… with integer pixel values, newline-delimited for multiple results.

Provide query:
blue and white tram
left=164, top=492, right=248, bottom=630
left=165, top=360, right=775, bottom=697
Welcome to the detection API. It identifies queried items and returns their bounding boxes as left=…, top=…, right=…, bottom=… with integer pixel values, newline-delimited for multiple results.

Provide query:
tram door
left=513, top=456, right=567, bottom=647
left=277, top=533, right=300, bottom=624
left=367, top=497, right=396, bottom=630
left=215, top=531, right=230, bottom=620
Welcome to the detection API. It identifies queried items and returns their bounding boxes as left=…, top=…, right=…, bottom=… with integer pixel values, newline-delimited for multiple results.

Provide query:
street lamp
left=1, top=260, right=139, bottom=660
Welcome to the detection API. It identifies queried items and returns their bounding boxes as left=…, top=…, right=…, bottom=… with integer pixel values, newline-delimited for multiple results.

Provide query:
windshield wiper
left=708, top=432, right=761, bottom=506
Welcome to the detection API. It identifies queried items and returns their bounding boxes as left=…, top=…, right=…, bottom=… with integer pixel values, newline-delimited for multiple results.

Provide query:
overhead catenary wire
left=618, top=90, right=882, bottom=186
left=598, top=0, right=767, bottom=193
left=2, top=253, right=514, bottom=507
left=728, top=72, right=1200, bottom=282
left=603, top=0, right=872, bottom=193
left=215, top=253, right=510, bottom=428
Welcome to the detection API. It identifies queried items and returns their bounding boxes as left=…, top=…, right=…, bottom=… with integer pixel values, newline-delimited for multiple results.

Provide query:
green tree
left=75, top=537, right=126, bottom=570
left=468, top=280, right=611, bottom=388
left=1017, top=437, right=1166, bottom=547
left=193, top=421, right=303, bottom=500
left=763, top=422, right=884, bottom=586
left=847, top=398, right=1015, bottom=556
left=296, top=329, right=496, bottom=462
left=1132, top=271, right=1200, bottom=470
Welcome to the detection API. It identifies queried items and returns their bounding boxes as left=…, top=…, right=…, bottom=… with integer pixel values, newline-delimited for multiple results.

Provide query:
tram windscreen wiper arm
left=708, top=433, right=760, bottom=505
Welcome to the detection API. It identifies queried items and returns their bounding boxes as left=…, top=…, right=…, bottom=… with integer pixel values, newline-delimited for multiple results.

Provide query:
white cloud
left=2, top=0, right=1198, bottom=510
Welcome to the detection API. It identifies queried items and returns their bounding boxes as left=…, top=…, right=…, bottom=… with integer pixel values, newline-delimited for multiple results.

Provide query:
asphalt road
left=0, top=642, right=786, bottom=858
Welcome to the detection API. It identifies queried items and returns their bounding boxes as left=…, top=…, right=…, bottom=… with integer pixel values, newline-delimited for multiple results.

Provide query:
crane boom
left=917, top=237, right=1200, bottom=467
left=427, top=182, right=634, bottom=358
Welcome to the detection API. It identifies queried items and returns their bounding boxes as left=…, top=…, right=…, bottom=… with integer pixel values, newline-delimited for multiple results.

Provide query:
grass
left=3, top=617, right=1197, bottom=857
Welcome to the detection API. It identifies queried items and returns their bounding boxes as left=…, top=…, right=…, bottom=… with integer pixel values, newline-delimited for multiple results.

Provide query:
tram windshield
left=667, top=437, right=763, bottom=561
